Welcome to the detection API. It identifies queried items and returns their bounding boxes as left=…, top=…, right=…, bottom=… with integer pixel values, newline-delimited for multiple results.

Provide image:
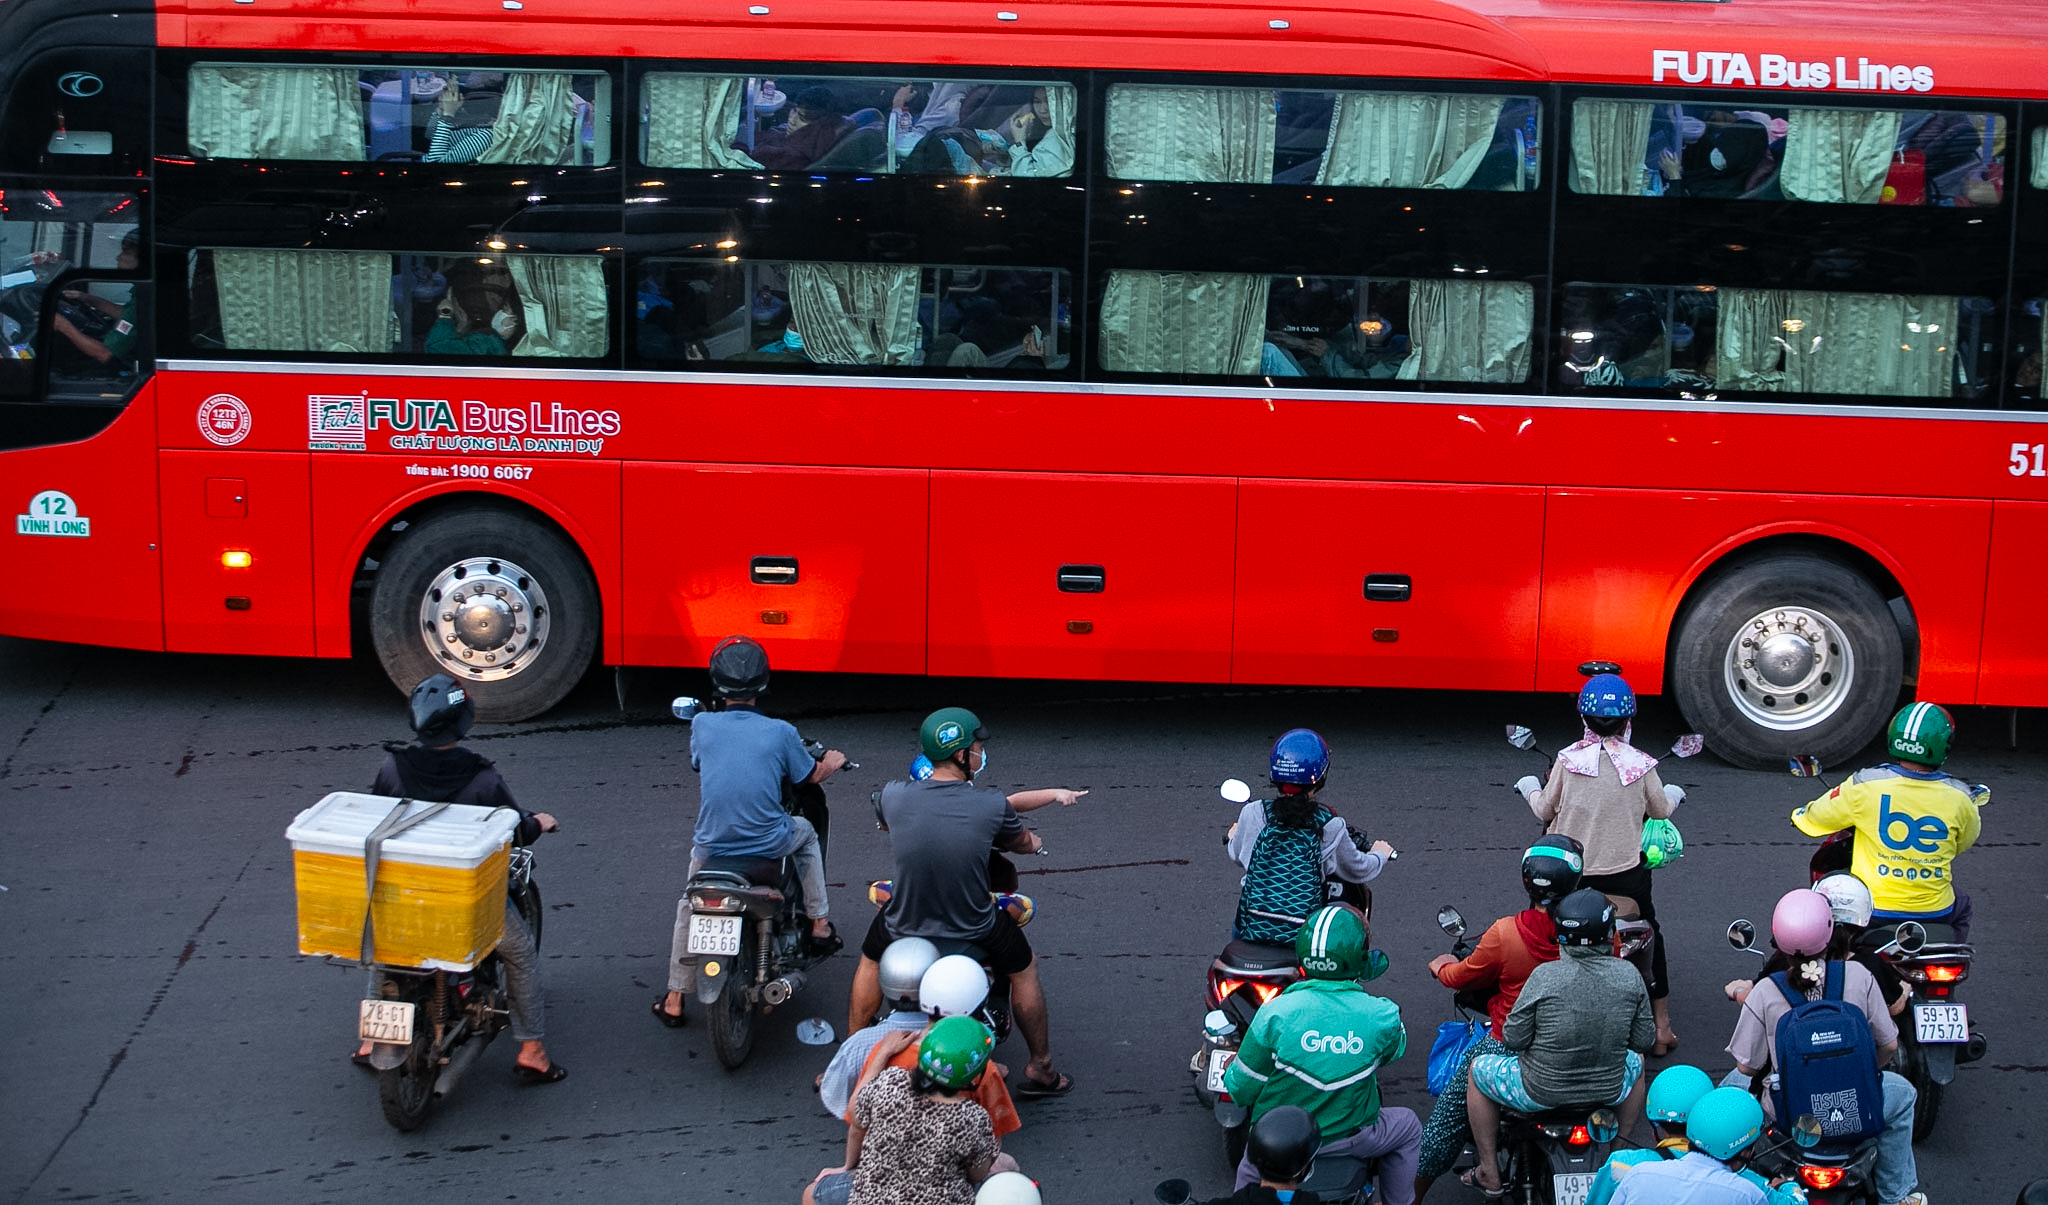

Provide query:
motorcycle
left=1751, top=1112, right=1879, bottom=1204
left=1154, top=1153, right=1381, bottom=1205
left=1434, top=906, right=1623, bottom=1205
left=672, top=695, right=849, bottom=1068
left=360, top=846, right=544, bottom=1131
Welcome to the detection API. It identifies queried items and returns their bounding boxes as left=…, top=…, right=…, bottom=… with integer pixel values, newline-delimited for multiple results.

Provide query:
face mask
left=491, top=308, right=518, bottom=339
left=1708, top=147, right=1728, bottom=172
left=971, top=747, right=989, bottom=779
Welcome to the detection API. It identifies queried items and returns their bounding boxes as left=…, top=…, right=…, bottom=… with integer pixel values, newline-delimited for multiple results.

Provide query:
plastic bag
left=1642, top=817, right=1685, bottom=869
left=1428, top=1018, right=1482, bottom=1097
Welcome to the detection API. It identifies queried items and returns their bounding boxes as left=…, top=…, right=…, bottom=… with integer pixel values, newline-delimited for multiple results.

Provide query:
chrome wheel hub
left=1722, top=606, right=1853, bottom=731
left=418, top=556, right=550, bottom=683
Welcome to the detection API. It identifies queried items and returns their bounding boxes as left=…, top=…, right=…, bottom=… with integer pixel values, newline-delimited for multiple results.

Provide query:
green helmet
left=1887, top=702, right=1954, bottom=767
left=917, top=1014, right=995, bottom=1090
left=920, top=707, right=988, bottom=761
left=1645, top=1063, right=1715, bottom=1124
left=1687, top=1087, right=1765, bottom=1161
left=1295, top=904, right=1370, bottom=980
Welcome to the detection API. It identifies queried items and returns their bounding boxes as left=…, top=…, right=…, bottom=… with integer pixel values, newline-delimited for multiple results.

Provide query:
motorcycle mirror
left=1577, top=660, right=1623, bottom=677
left=1220, top=778, right=1253, bottom=804
left=671, top=696, right=701, bottom=721
left=1506, top=725, right=1538, bottom=751
left=1360, top=948, right=1390, bottom=982
left=1670, top=734, right=1705, bottom=758
left=1437, top=905, right=1467, bottom=938
left=1791, top=1114, right=1824, bottom=1149
left=1727, top=919, right=1758, bottom=951
left=1586, top=1108, right=1620, bottom=1144
left=795, top=1018, right=835, bottom=1046
left=1894, top=920, right=1927, bottom=954
left=1788, top=754, right=1825, bottom=778
left=1154, top=1180, right=1195, bottom=1205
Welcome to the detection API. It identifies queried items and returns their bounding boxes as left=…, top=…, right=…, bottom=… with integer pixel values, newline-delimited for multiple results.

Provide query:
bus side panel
left=1975, top=501, right=2048, bottom=707
left=929, top=472, right=1235, bottom=682
left=620, top=463, right=927, bottom=673
left=1538, top=490, right=1993, bottom=701
left=1232, top=480, right=1542, bottom=690
left=0, top=386, right=162, bottom=651
left=159, top=449, right=314, bottom=656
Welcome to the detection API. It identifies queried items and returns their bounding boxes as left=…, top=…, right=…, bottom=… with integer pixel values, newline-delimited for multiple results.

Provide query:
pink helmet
left=1771, top=889, right=1835, bottom=957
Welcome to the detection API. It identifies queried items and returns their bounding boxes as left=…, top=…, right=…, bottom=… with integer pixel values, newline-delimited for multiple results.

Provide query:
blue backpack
left=1767, top=962, right=1885, bottom=1144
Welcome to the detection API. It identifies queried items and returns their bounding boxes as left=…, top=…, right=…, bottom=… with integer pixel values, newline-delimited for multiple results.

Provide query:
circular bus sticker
left=198, top=394, right=252, bottom=446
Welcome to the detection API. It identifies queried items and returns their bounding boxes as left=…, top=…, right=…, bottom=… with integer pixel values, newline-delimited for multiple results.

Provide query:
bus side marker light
left=226, top=597, right=251, bottom=611
left=1372, top=629, right=1398, bottom=643
left=1067, top=621, right=1093, bottom=635
left=760, top=610, right=788, bottom=625
left=222, top=550, right=253, bottom=568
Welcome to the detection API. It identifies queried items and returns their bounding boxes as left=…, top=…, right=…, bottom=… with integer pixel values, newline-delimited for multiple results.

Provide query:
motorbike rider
left=845, top=708, right=1084, bottom=1099
left=1607, top=1088, right=1778, bottom=1204
left=1790, top=703, right=1983, bottom=941
left=1464, top=889, right=1653, bottom=1197
left=1226, top=729, right=1395, bottom=944
left=1723, top=889, right=1924, bottom=1205
left=819, top=937, right=940, bottom=1120
left=1172, top=1106, right=1329, bottom=1205
left=656, top=635, right=846, bottom=1027
left=1584, top=1064, right=1804, bottom=1205
left=1515, top=672, right=1682, bottom=1054
left=353, top=674, right=564, bottom=1083
left=1221, top=903, right=1422, bottom=1202
left=848, top=954, right=1022, bottom=1141
left=1412, top=837, right=1581, bottom=1200
left=1724, top=873, right=1907, bottom=1019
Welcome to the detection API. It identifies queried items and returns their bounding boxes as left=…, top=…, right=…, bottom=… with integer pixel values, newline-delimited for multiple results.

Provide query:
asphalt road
left=2, top=636, right=2043, bottom=1203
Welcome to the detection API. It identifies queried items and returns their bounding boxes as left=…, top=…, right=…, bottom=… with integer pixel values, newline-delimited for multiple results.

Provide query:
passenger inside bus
left=1261, top=278, right=1412, bottom=379
left=423, top=72, right=508, bottom=164
left=710, top=75, right=1072, bottom=176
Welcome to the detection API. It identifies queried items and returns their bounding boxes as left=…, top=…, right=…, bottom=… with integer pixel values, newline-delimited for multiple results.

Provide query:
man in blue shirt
left=656, top=636, right=845, bottom=1026
left=1610, top=1088, right=1781, bottom=1205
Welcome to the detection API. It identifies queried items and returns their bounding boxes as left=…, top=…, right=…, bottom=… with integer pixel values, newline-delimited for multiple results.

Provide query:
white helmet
left=976, top=1172, right=1042, bottom=1205
left=919, top=954, right=989, bottom=1018
left=1815, top=873, right=1875, bottom=928
left=878, top=938, right=942, bottom=1012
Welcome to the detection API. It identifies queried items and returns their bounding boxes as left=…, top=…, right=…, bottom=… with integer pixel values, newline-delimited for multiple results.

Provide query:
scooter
left=672, top=695, right=849, bottom=1069
left=1154, top=1155, right=1380, bottom=1205
left=1752, top=1113, right=1879, bottom=1204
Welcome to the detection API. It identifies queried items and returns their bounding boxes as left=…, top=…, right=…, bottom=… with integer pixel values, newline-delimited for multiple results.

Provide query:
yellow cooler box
left=288, top=792, right=520, bottom=971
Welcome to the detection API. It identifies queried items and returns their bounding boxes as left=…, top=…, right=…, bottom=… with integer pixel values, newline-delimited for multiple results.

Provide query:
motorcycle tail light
left=1567, top=1125, right=1592, bottom=1146
left=1250, top=981, right=1284, bottom=1006
left=1924, top=963, right=1964, bottom=982
left=1799, top=1167, right=1846, bottom=1189
left=1210, top=976, right=1243, bottom=1008
left=690, top=892, right=739, bottom=913
left=1927, top=984, right=1952, bottom=998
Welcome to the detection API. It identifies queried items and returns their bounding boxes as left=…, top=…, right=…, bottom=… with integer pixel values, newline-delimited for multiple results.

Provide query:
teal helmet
left=1688, top=1087, right=1765, bottom=1160
left=1645, top=1064, right=1715, bottom=1125
left=1295, top=904, right=1370, bottom=980
left=1887, top=702, right=1954, bottom=767
left=920, top=707, right=987, bottom=761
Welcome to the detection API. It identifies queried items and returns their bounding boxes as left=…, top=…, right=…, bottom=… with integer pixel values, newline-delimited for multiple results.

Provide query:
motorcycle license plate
left=1915, top=1002, right=1968, bottom=1044
left=687, top=913, right=743, bottom=956
left=358, top=999, right=415, bottom=1044
left=1204, top=1049, right=1236, bottom=1095
left=1552, top=1172, right=1596, bottom=1205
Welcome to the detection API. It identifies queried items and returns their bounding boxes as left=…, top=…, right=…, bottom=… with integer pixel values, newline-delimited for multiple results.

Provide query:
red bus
left=2, top=0, right=2044, bottom=767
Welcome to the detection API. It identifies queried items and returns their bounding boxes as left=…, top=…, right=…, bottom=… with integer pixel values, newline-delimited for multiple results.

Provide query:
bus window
left=186, top=65, right=613, bottom=166
left=641, top=74, right=1077, bottom=177
left=1105, top=84, right=1540, bottom=190
left=187, top=248, right=609, bottom=359
left=1571, top=99, right=2005, bottom=205
left=1098, top=270, right=1532, bottom=384
left=635, top=259, right=1067, bottom=373
left=0, top=190, right=146, bottom=403
left=1555, top=283, right=1997, bottom=403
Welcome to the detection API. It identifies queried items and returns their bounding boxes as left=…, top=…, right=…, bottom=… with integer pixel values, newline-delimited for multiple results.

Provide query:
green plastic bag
left=1642, top=817, right=1684, bottom=869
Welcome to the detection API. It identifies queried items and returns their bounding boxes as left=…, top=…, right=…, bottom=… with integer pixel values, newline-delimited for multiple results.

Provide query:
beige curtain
left=1318, top=93, right=1504, bottom=189
left=2032, top=127, right=2048, bottom=190
left=1721, top=289, right=1956, bottom=396
left=1779, top=109, right=1902, bottom=204
left=478, top=73, right=578, bottom=165
left=1009, top=84, right=1078, bottom=178
left=1105, top=86, right=1276, bottom=183
left=213, top=250, right=390, bottom=352
left=506, top=255, right=609, bottom=357
left=785, top=263, right=921, bottom=366
left=1397, top=279, right=1532, bottom=383
left=644, top=75, right=765, bottom=170
left=189, top=66, right=364, bottom=160
left=1098, top=270, right=1268, bottom=374
left=1570, top=100, right=1654, bottom=196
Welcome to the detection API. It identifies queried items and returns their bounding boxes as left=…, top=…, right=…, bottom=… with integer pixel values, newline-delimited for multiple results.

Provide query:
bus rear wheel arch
left=1668, top=550, right=1905, bottom=771
left=368, top=505, right=599, bottom=723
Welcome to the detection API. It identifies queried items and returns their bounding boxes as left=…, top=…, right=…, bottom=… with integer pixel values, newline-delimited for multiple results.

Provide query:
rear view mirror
left=1577, top=660, right=1623, bottom=676
left=1220, top=778, right=1252, bottom=804
left=1505, top=725, right=1537, bottom=751
left=1792, top=1114, right=1824, bottom=1148
left=1727, top=919, right=1758, bottom=951
left=1586, top=1108, right=1620, bottom=1143
left=1153, top=1181, right=1195, bottom=1205
left=1670, top=734, right=1705, bottom=758
left=1437, top=906, right=1466, bottom=939
left=1894, top=921, right=1927, bottom=954
left=1788, top=755, right=1825, bottom=778
left=671, top=696, right=701, bottom=721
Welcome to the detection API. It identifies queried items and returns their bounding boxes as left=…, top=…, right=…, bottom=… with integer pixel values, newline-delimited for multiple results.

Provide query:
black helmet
left=1246, top=1105, right=1320, bottom=1183
left=1551, top=888, right=1616, bottom=947
left=707, top=634, right=770, bottom=698
left=409, top=673, right=474, bottom=744
left=1521, top=835, right=1586, bottom=907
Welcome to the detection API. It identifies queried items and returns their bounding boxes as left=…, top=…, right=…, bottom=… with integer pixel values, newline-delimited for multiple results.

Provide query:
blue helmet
left=1269, top=728, right=1330, bottom=789
left=1578, top=673, right=1636, bottom=719
left=909, top=753, right=935, bottom=781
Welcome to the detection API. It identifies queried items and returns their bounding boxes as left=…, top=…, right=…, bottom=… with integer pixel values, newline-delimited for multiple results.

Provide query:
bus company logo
left=1651, top=50, right=1935, bottom=94
left=307, top=394, right=367, bottom=451
left=197, top=393, right=252, bottom=446
left=345, top=395, right=623, bottom=456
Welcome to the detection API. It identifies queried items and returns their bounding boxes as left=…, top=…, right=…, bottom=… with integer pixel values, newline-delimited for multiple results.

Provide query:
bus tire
left=1669, top=553, right=1902, bottom=771
left=370, top=508, right=598, bottom=723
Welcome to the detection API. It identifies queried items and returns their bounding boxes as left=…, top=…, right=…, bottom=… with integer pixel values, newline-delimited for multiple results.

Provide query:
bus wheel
left=1669, top=553, right=1902, bottom=771
left=370, top=508, right=598, bottom=723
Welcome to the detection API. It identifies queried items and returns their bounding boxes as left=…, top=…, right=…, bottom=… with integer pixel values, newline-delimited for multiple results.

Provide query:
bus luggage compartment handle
left=1364, top=574, right=1411, bottom=602
left=1057, top=564, right=1105, bottom=593
left=751, top=556, right=799, bottom=585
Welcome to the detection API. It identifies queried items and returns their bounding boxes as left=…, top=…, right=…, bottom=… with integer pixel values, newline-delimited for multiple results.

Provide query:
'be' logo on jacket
left=1878, top=794, right=1950, bottom=853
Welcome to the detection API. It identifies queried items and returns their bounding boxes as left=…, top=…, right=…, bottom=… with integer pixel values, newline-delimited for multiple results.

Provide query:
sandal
left=651, top=996, right=687, bottom=1028
left=1014, top=1071, right=1075, bottom=1099
left=350, top=1049, right=376, bottom=1072
left=1459, top=1167, right=1508, bottom=1200
left=513, top=1060, right=569, bottom=1085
